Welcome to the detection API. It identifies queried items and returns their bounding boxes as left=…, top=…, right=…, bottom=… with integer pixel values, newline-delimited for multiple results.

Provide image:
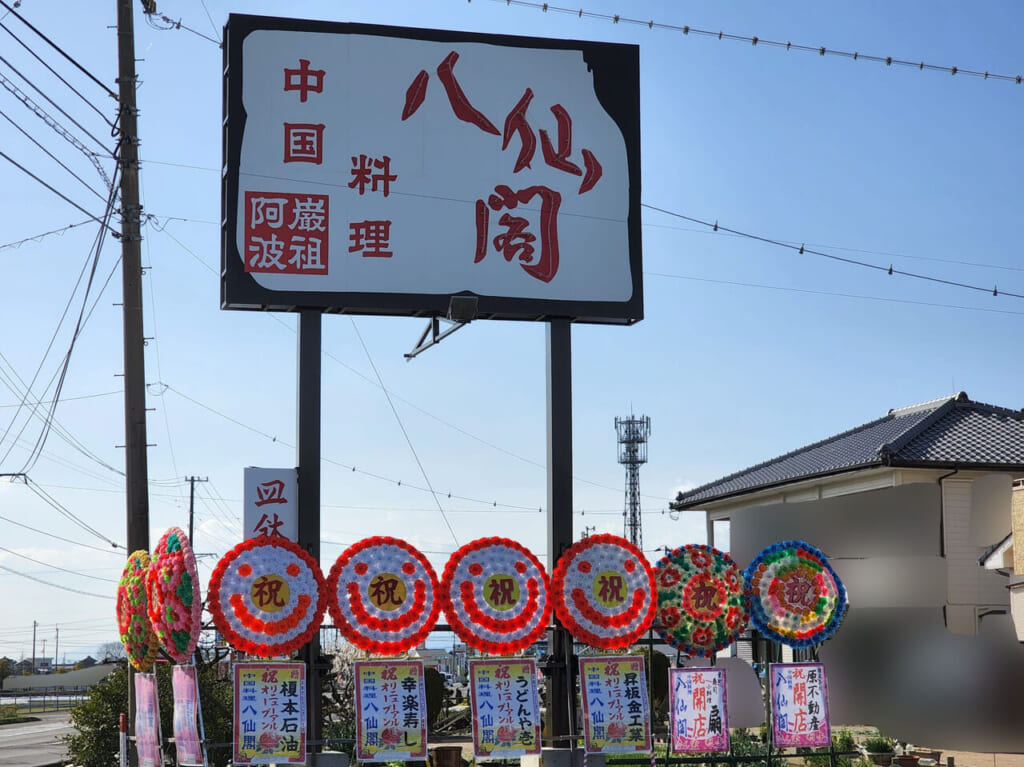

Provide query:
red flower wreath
left=208, top=536, right=327, bottom=657
left=440, top=537, right=551, bottom=655
left=551, top=534, right=656, bottom=650
left=117, top=550, right=159, bottom=672
left=327, top=536, right=440, bottom=655
left=146, top=527, right=201, bottom=663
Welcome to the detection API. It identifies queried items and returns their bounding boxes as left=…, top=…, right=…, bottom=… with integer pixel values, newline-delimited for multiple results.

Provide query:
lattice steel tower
left=616, top=414, right=651, bottom=549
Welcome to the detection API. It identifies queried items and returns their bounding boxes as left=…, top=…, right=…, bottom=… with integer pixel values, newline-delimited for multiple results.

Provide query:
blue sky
left=0, top=0, right=1021, bottom=661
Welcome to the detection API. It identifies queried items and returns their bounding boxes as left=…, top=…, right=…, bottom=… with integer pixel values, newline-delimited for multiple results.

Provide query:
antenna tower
left=615, top=414, right=650, bottom=549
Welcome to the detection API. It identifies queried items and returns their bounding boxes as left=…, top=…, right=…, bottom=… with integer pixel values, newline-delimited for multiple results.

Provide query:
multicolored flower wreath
left=551, top=534, right=656, bottom=649
left=327, top=536, right=440, bottom=655
left=653, top=544, right=750, bottom=657
left=208, top=535, right=328, bottom=657
left=440, top=537, right=551, bottom=655
left=744, top=540, right=848, bottom=648
left=117, top=550, right=160, bottom=671
left=146, top=527, right=202, bottom=663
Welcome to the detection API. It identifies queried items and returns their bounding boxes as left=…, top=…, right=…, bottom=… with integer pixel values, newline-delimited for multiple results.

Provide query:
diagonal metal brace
left=404, top=317, right=469, bottom=360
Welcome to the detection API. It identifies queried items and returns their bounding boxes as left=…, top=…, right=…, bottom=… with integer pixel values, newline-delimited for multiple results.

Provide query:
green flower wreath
left=653, top=544, right=750, bottom=657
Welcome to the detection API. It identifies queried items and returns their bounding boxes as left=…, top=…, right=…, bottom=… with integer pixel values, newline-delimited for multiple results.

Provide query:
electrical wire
left=0, top=148, right=115, bottom=232
left=491, top=0, right=1024, bottom=86
left=0, top=19, right=114, bottom=125
left=0, top=70, right=112, bottom=188
left=0, top=544, right=118, bottom=583
left=0, top=219, right=94, bottom=252
left=0, top=0, right=117, bottom=99
left=350, top=317, right=460, bottom=547
left=5, top=165, right=121, bottom=475
left=24, top=476, right=123, bottom=549
left=0, top=54, right=110, bottom=153
left=0, top=564, right=112, bottom=599
left=642, top=204, right=1024, bottom=300
left=645, top=270, right=1024, bottom=317
left=0, top=107, right=108, bottom=203
left=0, top=510, right=122, bottom=556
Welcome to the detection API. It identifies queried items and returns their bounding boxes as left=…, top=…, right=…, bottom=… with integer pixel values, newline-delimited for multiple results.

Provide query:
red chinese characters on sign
left=284, top=123, right=325, bottom=164
left=402, top=50, right=602, bottom=284
left=245, top=192, right=329, bottom=274
left=349, top=220, right=393, bottom=258
left=474, top=185, right=561, bottom=283
left=255, top=480, right=287, bottom=507
left=284, top=59, right=325, bottom=102
left=349, top=155, right=397, bottom=197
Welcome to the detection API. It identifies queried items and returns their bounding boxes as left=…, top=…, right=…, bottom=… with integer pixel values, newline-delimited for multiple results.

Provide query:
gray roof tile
left=673, top=392, right=1024, bottom=508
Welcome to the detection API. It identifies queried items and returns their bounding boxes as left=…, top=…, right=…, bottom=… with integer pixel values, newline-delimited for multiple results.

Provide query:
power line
left=0, top=148, right=115, bottom=232
left=350, top=317, right=460, bottom=547
left=645, top=270, right=1024, bottom=317
left=0, top=54, right=111, bottom=153
left=0, top=0, right=117, bottom=99
left=641, top=204, right=1024, bottom=300
left=491, top=0, right=1024, bottom=87
left=0, top=544, right=118, bottom=583
left=0, top=219, right=95, bottom=252
left=0, top=564, right=112, bottom=599
left=24, top=476, right=123, bottom=549
left=0, top=107, right=108, bottom=203
left=0, top=70, right=113, bottom=188
left=0, top=19, right=114, bottom=125
left=0, top=510, right=123, bottom=556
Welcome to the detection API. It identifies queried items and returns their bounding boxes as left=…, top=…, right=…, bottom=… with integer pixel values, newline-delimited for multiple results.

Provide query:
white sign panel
left=244, top=467, right=298, bottom=541
left=223, top=15, right=642, bottom=324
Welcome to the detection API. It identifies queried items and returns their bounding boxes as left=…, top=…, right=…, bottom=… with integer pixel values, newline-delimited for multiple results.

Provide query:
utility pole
left=117, top=0, right=149, bottom=555
left=185, top=476, right=208, bottom=542
left=117, top=0, right=148, bottom=761
left=55, top=626, right=58, bottom=672
left=31, top=620, right=36, bottom=675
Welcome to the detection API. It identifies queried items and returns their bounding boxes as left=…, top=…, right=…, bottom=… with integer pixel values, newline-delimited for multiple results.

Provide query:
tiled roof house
left=668, top=392, right=1024, bottom=751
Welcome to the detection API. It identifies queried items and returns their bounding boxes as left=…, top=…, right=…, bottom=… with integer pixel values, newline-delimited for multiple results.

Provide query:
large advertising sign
left=222, top=14, right=642, bottom=324
left=469, top=658, right=542, bottom=759
left=579, top=656, right=651, bottom=754
left=769, top=662, right=831, bottom=748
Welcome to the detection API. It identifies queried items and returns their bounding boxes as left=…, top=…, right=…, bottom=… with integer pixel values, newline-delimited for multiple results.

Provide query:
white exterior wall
left=943, top=479, right=1009, bottom=630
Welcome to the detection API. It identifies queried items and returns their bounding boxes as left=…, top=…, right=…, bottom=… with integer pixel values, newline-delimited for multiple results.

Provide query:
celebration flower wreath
left=208, top=535, right=328, bottom=657
left=440, top=537, right=551, bottom=655
left=327, top=536, right=440, bottom=655
left=146, top=527, right=202, bottom=663
left=117, top=549, right=160, bottom=672
left=653, top=544, right=750, bottom=657
left=744, top=540, right=848, bottom=648
left=551, top=534, right=656, bottom=649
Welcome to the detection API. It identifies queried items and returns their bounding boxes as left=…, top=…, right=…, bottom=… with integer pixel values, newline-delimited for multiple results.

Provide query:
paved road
left=0, top=711, right=73, bottom=767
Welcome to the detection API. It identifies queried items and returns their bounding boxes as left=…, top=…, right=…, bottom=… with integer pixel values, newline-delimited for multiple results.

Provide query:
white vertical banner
left=243, top=467, right=298, bottom=540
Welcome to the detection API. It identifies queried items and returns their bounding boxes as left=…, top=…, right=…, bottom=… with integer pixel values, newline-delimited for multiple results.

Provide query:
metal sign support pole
left=297, top=310, right=323, bottom=758
left=546, top=319, right=575, bottom=759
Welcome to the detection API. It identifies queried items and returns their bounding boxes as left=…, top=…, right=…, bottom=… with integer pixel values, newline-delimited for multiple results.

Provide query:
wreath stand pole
left=297, top=310, right=323, bottom=759
left=545, top=319, right=576, bottom=766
